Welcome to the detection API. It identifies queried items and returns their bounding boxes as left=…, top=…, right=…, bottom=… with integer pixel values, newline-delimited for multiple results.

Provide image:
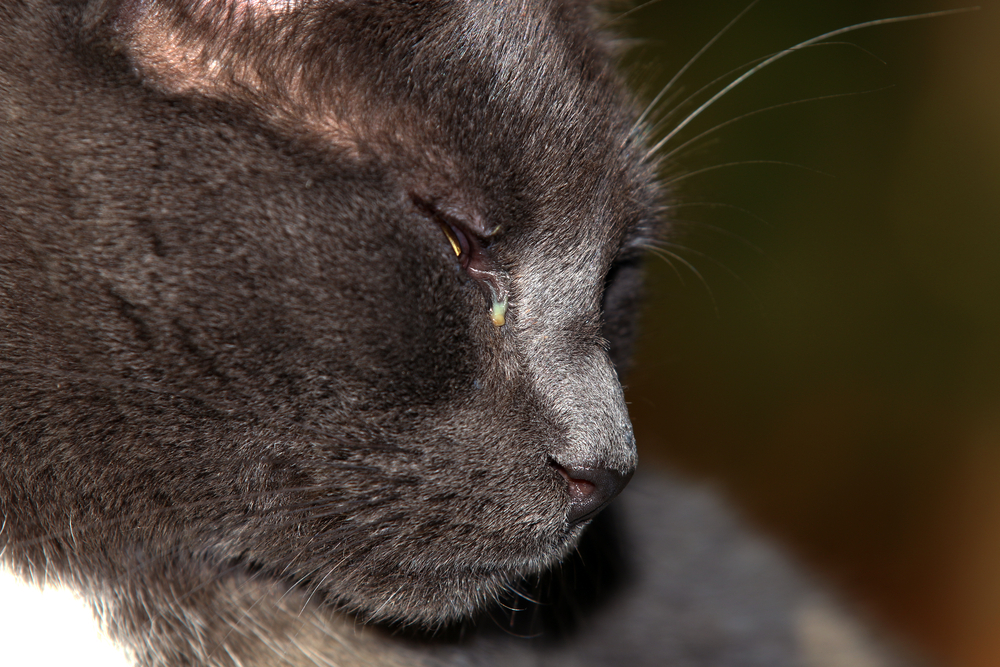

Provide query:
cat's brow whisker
left=660, top=87, right=890, bottom=165
left=631, top=0, right=761, bottom=138
left=819, top=40, right=889, bottom=66
left=661, top=160, right=831, bottom=188
left=646, top=242, right=686, bottom=286
left=644, top=40, right=875, bottom=160
left=644, top=55, right=770, bottom=142
left=648, top=8, right=977, bottom=157
left=605, top=0, right=671, bottom=27
left=654, top=240, right=759, bottom=301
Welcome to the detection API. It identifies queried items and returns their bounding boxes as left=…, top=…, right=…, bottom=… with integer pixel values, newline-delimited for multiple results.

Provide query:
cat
left=0, top=1, right=926, bottom=665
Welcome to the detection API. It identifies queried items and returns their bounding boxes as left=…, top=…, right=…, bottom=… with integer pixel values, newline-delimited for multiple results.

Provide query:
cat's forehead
left=114, top=0, right=655, bottom=247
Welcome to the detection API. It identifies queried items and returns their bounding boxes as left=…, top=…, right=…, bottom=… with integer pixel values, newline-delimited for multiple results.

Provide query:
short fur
left=0, top=1, right=922, bottom=666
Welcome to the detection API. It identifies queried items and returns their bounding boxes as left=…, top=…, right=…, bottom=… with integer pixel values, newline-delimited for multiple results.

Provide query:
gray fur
left=0, top=1, right=923, bottom=665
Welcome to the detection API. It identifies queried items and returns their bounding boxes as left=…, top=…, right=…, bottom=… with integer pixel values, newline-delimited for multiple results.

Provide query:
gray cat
left=0, top=1, right=923, bottom=665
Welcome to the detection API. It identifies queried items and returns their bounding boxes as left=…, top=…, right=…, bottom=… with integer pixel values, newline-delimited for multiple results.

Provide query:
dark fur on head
left=0, top=0, right=660, bottom=651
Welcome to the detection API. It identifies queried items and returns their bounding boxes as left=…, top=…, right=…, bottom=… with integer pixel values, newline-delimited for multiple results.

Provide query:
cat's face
left=0, top=0, right=659, bottom=626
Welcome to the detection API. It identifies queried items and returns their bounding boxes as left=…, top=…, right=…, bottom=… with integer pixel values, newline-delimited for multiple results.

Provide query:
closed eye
left=411, top=195, right=475, bottom=267
left=410, top=194, right=508, bottom=328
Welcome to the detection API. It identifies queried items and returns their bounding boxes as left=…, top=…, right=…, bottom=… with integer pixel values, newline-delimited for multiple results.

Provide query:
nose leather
left=556, top=464, right=633, bottom=525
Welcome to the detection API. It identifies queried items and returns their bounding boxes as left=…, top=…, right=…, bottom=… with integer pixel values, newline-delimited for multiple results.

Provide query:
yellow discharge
left=491, top=299, right=507, bottom=327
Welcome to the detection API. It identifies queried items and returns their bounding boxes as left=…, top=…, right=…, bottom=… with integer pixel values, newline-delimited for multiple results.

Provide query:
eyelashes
left=412, top=195, right=508, bottom=327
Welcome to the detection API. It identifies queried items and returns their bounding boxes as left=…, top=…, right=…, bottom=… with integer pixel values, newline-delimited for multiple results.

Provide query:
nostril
left=552, top=462, right=633, bottom=525
left=554, top=465, right=597, bottom=499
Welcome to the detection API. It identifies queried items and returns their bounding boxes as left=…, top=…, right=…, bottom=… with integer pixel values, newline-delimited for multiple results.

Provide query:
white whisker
left=664, top=201, right=772, bottom=228
left=631, top=0, right=761, bottom=137
left=668, top=218, right=765, bottom=257
left=661, top=87, right=889, bottom=164
left=646, top=8, right=977, bottom=158
left=642, top=243, right=718, bottom=315
left=661, top=160, right=831, bottom=188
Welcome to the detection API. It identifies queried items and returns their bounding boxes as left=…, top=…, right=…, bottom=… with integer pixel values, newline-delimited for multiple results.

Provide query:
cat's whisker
left=660, top=87, right=889, bottom=165
left=643, top=55, right=769, bottom=144
left=653, top=239, right=769, bottom=315
left=604, top=0, right=671, bottom=27
left=647, top=9, right=976, bottom=158
left=666, top=219, right=765, bottom=258
left=630, top=0, right=761, bottom=138
left=644, top=40, right=875, bottom=162
left=642, top=243, right=718, bottom=316
left=664, top=200, right=772, bottom=228
left=661, top=160, right=831, bottom=188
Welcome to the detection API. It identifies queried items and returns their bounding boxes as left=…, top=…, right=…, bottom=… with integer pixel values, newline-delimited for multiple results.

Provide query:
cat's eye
left=438, top=220, right=470, bottom=259
left=412, top=195, right=508, bottom=328
left=412, top=196, right=480, bottom=268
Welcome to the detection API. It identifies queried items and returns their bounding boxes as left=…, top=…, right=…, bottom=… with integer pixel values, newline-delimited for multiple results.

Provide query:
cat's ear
left=101, top=0, right=367, bottom=153
left=106, top=0, right=315, bottom=98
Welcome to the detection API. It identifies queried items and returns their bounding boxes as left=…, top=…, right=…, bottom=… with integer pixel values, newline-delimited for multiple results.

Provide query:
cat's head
left=0, top=0, right=660, bottom=625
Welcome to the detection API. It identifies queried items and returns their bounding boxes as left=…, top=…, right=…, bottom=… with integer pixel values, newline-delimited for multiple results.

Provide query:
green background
left=619, top=1, right=1000, bottom=664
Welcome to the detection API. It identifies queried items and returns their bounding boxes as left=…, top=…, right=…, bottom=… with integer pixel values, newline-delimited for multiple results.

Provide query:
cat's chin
left=313, top=524, right=586, bottom=627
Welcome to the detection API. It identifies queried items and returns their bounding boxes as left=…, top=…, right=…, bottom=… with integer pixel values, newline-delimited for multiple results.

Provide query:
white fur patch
left=0, top=568, right=131, bottom=667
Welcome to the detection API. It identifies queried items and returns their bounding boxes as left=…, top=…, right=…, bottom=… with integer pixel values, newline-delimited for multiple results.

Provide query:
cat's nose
left=554, top=463, right=633, bottom=525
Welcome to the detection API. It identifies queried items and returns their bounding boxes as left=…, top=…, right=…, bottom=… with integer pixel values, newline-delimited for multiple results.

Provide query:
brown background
left=620, top=1, right=1000, bottom=665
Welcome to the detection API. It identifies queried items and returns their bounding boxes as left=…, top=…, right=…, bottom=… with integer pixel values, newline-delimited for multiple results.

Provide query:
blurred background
left=618, top=1, right=1000, bottom=665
